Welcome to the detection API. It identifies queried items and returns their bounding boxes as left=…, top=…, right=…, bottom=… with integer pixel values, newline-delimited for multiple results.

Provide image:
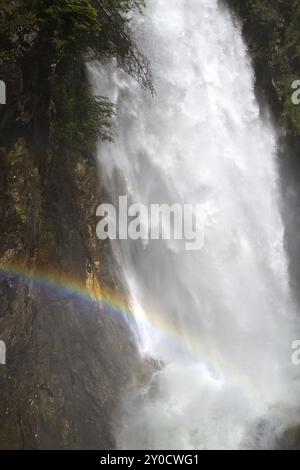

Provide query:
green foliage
left=0, top=0, right=152, bottom=89
left=39, top=0, right=102, bottom=55
left=52, top=80, right=115, bottom=156
left=227, top=0, right=300, bottom=136
left=0, top=0, right=152, bottom=159
left=15, top=205, right=28, bottom=224
left=0, top=0, right=38, bottom=61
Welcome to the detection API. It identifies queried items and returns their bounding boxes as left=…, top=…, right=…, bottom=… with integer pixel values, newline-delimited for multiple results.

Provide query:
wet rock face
left=0, top=139, right=139, bottom=449
left=0, top=276, right=16, bottom=319
left=0, top=283, right=137, bottom=449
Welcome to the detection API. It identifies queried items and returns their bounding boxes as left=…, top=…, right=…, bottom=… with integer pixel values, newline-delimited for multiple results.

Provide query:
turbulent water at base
left=89, top=0, right=300, bottom=450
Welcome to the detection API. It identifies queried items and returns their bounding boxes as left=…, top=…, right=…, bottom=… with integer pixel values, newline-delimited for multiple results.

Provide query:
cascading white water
left=89, top=0, right=300, bottom=450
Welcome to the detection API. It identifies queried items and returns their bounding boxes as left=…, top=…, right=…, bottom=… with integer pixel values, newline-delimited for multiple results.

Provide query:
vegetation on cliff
left=0, top=1, right=150, bottom=449
left=0, top=0, right=152, bottom=158
left=227, top=0, right=300, bottom=138
left=0, top=0, right=153, bottom=280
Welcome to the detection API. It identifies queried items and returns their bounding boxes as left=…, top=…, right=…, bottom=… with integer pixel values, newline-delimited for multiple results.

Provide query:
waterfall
left=89, top=0, right=300, bottom=450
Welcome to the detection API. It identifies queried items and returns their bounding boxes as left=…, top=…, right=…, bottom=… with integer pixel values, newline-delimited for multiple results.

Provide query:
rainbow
left=0, top=261, right=186, bottom=352
left=0, top=262, right=272, bottom=409
left=0, top=261, right=133, bottom=323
